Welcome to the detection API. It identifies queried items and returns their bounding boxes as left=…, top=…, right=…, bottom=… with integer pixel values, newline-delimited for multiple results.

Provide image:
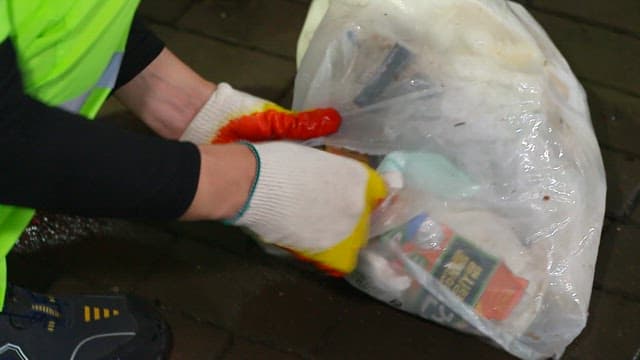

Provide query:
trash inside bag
left=294, top=0, right=606, bottom=358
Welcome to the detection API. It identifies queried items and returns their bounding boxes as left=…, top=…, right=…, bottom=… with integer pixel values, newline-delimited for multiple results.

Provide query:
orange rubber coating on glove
left=212, top=108, right=341, bottom=144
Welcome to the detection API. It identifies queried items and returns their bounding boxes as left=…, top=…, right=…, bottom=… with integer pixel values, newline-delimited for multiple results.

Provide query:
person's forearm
left=0, top=96, right=202, bottom=219
left=115, top=47, right=216, bottom=140
left=181, top=144, right=256, bottom=221
left=0, top=38, right=202, bottom=219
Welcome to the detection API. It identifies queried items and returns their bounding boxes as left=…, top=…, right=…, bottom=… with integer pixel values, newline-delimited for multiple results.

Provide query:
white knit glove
left=180, top=83, right=341, bottom=144
left=230, top=142, right=388, bottom=275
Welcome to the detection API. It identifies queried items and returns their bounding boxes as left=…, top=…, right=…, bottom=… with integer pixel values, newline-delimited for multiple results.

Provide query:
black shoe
left=0, top=285, right=171, bottom=360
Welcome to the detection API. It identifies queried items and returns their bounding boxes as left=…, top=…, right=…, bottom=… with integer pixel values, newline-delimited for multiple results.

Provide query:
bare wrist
left=180, top=143, right=257, bottom=221
left=115, top=48, right=217, bottom=140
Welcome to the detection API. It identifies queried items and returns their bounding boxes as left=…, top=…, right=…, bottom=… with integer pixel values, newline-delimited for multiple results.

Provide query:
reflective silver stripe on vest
left=59, top=52, right=124, bottom=114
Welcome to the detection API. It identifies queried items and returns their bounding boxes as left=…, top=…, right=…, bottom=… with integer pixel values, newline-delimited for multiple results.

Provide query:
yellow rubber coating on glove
left=299, top=166, right=388, bottom=274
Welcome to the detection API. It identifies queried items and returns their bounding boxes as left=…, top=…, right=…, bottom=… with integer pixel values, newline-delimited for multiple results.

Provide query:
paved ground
left=7, top=0, right=640, bottom=359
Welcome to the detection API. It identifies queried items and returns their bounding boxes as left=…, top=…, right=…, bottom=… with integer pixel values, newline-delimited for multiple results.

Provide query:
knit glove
left=180, top=83, right=341, bottom=144
left=231, top=142, right=388, bottom=276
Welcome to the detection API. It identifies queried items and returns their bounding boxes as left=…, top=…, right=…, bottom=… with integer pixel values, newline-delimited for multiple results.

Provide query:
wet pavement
left=8, top=0, right=640, bottom=359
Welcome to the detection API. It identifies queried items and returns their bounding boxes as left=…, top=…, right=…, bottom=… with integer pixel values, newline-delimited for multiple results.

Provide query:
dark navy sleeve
left=0, top=39, right=200, bottom=219
left=114, top=15, right=166, bottom=90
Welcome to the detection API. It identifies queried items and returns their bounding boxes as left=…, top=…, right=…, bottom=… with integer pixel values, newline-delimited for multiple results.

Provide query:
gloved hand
left=230, top=142, right=388, bottom=275
left=180, top=83, right=341, bottom=144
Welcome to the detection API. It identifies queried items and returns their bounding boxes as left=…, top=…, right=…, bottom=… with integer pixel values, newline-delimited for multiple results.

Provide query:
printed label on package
left=431, top=236, right=499, bottom=306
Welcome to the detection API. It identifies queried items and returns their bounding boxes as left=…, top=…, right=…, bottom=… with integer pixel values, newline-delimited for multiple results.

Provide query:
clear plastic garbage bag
left=294, top=0, right=607, bottom=358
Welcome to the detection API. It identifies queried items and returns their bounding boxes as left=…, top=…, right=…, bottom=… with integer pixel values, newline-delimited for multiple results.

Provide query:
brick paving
left=7, top=0, right=640, bottom=359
